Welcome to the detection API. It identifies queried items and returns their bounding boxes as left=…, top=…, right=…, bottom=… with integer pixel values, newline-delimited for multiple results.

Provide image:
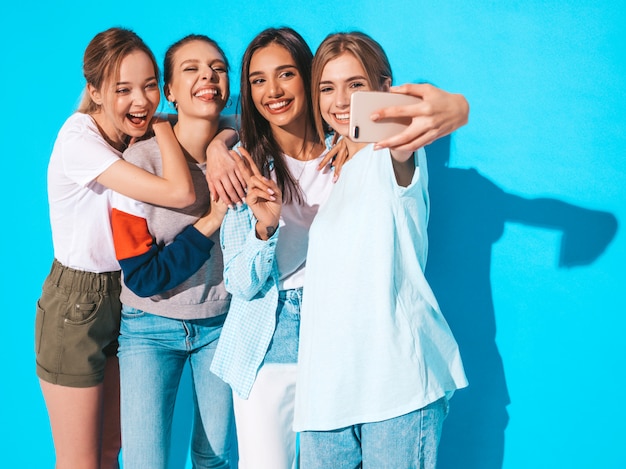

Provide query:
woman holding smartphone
left=294, top=31, right=468, bottom=468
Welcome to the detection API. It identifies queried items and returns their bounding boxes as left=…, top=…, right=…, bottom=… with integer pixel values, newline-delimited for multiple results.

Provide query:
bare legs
left=100, top=358, right=121, bottom=469
left=40, top=357, right=121, bottom=469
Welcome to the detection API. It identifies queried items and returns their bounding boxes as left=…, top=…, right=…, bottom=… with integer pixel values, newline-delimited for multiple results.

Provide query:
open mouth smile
left=127, top=112, right=149, bottom=126
left=265, top=99, right=293, bottom=113
left=195, top=88, right=220, bottom=101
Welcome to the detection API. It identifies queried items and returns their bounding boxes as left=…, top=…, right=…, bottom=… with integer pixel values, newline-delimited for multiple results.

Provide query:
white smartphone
left=349, top=91, right=421, bottom=143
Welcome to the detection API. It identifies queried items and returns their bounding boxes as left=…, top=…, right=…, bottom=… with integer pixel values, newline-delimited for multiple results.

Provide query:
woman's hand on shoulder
left=373, top=83, right=469, bottom=152
left=317, top=133, right=350, bottom=183
left=206, top=133, right=247, bottom=207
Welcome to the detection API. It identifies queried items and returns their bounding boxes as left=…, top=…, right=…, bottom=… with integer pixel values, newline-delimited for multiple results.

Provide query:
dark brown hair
left=240, top=27, right=319, bottom=204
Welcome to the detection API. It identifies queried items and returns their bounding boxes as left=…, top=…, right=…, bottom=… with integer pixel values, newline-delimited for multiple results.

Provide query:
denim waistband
left=279, top=287, right=303, bottom=302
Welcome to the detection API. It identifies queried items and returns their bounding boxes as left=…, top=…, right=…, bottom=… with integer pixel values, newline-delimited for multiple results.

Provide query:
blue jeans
left=118, top=306, right=234, bottom=469
left=263, top=287, right=302, bottom=365
left=299, top=397, right=448, bottom=469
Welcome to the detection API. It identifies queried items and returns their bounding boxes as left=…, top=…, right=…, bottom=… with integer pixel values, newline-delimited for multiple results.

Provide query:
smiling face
left=164, top=39, right=229, bottom=122
left=89, top=50, right=161, bottom=147
left=318, top=51, right=373, bottom=140
left=248, top=43, right=308, bottom=132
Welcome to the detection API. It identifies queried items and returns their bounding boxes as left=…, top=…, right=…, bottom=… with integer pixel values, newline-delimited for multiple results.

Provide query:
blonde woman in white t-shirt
left=36, top=27, right=200, bottom=469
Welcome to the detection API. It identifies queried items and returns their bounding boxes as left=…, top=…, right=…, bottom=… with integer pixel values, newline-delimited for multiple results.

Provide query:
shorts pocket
left=65, top=294, right=102, bottom=325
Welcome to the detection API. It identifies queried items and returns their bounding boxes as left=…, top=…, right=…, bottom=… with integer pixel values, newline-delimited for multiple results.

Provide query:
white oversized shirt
left=47, top=112, right=122, bottom=272
left=294, top=144, right=468, bottom=431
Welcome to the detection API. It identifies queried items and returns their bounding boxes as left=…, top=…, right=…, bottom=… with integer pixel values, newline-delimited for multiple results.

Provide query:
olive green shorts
left=35, top=259, right=121, bottom=388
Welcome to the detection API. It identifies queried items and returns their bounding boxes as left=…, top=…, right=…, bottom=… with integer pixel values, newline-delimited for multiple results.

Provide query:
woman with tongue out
left=109, top=34, right=237, bottom=469
left=35, top=27, right=196, bottom=469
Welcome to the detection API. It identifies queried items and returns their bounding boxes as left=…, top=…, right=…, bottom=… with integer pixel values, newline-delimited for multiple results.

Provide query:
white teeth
left=195, top=88, right=218, bottom=97
left=129, top=112, right=147, bottom=118
left=335, top=113, right=349, bottom=120
left=268, top=100, right=289, bottom=110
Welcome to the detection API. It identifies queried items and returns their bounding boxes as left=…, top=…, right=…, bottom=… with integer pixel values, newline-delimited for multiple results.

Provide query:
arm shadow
left=425, top=135, right=618, bottom=469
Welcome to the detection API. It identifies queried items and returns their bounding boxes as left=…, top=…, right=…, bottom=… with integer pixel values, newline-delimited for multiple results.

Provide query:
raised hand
left=236, top=147, right=282, bottom=241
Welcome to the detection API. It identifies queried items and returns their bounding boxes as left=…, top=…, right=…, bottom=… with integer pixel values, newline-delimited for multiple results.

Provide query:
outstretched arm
left=373, top=83, right=469, bottom=152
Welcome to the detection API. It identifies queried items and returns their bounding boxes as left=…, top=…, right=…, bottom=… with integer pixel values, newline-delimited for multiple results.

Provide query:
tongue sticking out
left=128, top=115, right=146, bottom=125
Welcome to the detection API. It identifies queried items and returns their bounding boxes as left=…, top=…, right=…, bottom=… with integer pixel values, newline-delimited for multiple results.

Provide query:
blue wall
left=3, top=1, right=624, bottom=468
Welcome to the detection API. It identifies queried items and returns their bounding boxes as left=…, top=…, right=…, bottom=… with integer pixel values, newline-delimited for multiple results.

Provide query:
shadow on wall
left=426, top=136, right=618, bottom=469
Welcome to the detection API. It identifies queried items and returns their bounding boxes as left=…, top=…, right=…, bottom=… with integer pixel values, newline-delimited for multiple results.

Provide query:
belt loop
left=51, top=259, right=66, bottom=288
left=101, top=271, right=110, bottom=292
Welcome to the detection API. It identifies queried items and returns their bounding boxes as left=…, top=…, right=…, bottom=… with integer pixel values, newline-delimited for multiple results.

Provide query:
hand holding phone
left=349, top=91, right=422, bottom=143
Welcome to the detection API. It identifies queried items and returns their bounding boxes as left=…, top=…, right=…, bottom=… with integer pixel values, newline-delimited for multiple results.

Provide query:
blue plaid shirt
left=210, top=204, right=281, bottom=399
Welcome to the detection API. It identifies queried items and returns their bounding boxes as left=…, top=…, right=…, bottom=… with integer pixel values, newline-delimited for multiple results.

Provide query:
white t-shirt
left=47, top=112, right=122, bottom=272
left=276, top=153, right=334, bottom=290
left=294, top=145, right=468, bottom=431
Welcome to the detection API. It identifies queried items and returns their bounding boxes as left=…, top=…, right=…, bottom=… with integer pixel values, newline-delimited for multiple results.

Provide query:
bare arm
left=97, top=118, right=195, bottom=208
left=373, top=83, right=469, bottom=152
left=390, top=150, right=416, bottom=187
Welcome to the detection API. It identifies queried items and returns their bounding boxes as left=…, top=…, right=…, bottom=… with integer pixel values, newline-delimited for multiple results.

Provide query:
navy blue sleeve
left=119, top=225, right=215, bottom=297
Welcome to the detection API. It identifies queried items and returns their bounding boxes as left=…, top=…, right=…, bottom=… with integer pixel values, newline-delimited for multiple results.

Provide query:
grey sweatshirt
left=117, top=137, right=230, bottom=320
